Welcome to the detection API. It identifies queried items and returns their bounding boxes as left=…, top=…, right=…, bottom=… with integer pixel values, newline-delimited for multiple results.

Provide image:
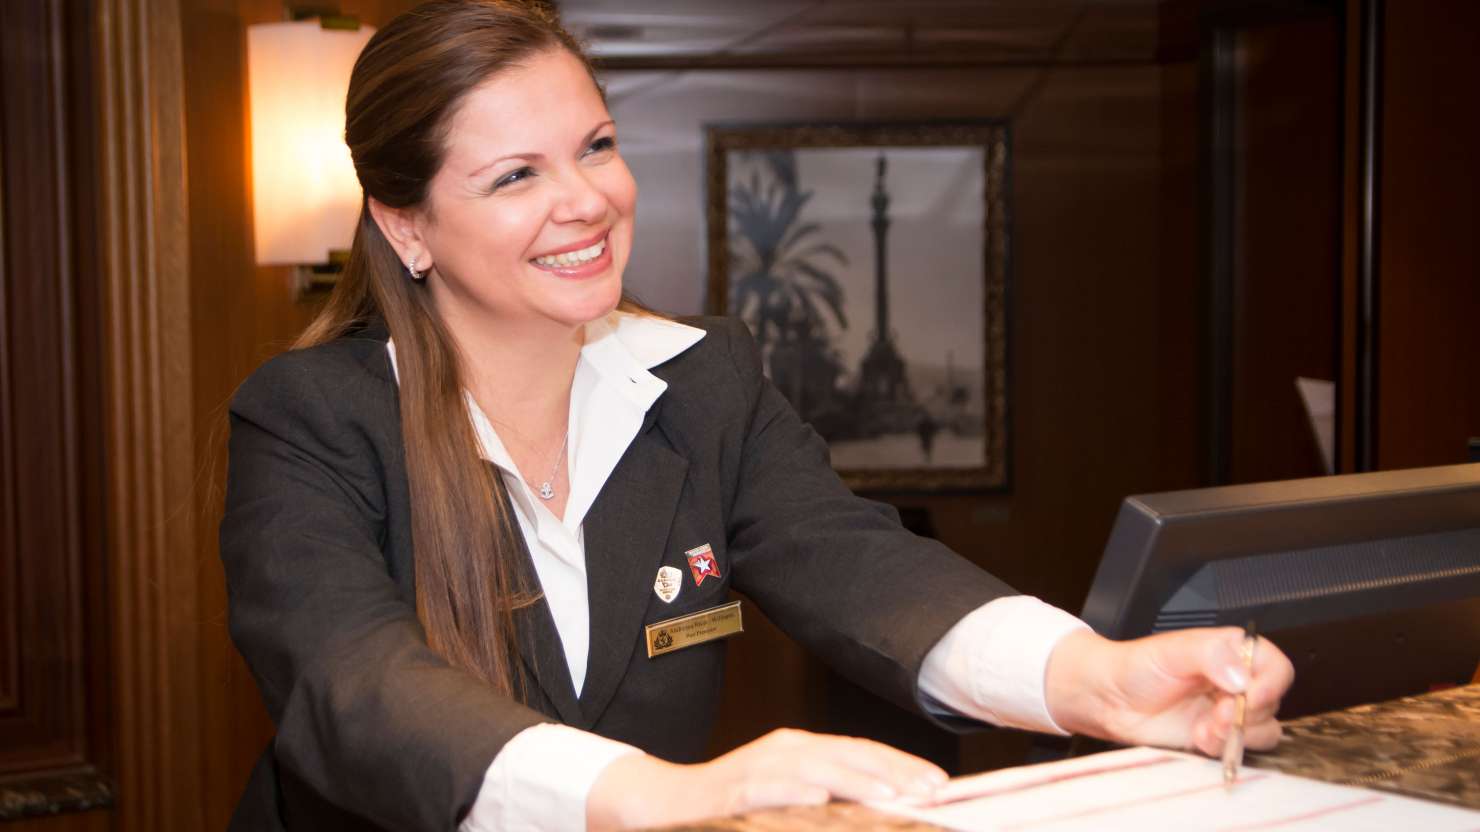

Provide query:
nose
left=550, top=168, right=607, bottom=225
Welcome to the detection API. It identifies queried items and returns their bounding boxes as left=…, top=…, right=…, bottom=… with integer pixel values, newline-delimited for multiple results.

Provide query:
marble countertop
left=1249, top=683, right=1480, bottom=810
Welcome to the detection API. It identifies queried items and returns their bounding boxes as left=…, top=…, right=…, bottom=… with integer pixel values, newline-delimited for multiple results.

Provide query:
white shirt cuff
left=918, top=595, right=1090, bottom=735
left=459, top=722, right=643, bottom=832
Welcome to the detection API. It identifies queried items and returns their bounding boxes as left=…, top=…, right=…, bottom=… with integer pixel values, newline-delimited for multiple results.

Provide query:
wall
left=1227, top=15, right=1343, bottom=484
left=1373, top=0, right=1480, bottom=469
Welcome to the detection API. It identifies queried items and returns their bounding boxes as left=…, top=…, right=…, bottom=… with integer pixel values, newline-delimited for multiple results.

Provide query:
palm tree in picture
left=727, top=150, right=851, bottom=376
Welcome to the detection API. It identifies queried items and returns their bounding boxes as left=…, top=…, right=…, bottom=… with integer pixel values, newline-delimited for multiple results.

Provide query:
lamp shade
left=247, top=20, right=374, bottom=265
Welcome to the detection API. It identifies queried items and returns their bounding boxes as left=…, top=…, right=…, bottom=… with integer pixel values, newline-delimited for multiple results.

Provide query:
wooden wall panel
left=1374, top=0, right=1480, bottom=470
left=1226, top=16, right=1342, bottom=484
left=0, top=0, right=112, bottom=819
left=0, top=0, right=84, bottom=773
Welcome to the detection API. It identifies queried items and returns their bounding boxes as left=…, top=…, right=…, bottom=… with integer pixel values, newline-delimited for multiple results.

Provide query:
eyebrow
left=466, top=120, right=616, bottom=180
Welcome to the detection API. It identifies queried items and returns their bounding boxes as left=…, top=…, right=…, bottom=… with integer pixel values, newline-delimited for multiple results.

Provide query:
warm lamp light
left=247, top=18, right=373, bottom=275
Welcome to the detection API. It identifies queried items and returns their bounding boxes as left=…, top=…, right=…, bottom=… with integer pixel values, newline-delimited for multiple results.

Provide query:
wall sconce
left=247, top=13, right=374, bottom=296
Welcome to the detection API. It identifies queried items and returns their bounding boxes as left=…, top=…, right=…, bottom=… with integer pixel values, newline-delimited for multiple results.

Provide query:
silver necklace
left=535, top=431, right=568, bottom=501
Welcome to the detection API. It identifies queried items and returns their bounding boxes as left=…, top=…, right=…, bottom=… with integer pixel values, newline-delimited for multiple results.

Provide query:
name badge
left=645, top=600, right=744, bottom=658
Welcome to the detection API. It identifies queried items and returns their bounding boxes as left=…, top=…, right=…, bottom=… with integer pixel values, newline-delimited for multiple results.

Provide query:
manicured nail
left=1223, top=664, right=1248, bottom=692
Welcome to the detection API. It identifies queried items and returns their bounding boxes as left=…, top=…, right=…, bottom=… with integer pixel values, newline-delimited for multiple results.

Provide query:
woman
left=220, top=2, right=1294, bottom=830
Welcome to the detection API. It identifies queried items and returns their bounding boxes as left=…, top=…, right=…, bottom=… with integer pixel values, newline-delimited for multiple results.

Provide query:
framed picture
left=704, top=121, right=1010, bottom=492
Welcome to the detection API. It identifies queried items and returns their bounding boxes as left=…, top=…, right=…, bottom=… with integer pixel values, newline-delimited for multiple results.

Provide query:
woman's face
left=414, top=48, right=635, bottom=333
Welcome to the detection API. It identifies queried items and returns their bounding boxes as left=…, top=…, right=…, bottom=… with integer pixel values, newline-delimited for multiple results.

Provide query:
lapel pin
left=685, top=543, right=721, bottom=587
left=653, top=565, right=682, bottom=604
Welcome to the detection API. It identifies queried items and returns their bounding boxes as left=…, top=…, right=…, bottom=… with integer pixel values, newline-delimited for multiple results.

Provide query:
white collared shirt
left=389, top=311, right=1087, bottom=832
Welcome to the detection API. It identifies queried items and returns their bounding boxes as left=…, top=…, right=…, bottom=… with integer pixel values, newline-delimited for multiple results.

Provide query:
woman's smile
left=529, top=230, right=612, bottom=279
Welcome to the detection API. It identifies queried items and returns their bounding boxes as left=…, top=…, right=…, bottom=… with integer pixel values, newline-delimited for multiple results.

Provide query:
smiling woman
left=372, top=48, right=635, bottom=342
left=219, top=2, right=1293, bottom=831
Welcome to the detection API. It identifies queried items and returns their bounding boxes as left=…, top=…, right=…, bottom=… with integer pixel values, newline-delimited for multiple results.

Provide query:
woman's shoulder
left=668, top=313, right=747, bottom=340
left=232, top=325, right=395, bottom=423
left=638, top=315, right=764, bottom=425
left=637, top=314, right=751, bottom=365
left=658, top=314, right=762, bottom=380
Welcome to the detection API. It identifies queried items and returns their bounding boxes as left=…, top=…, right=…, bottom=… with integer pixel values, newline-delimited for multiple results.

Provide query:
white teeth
left=534, top=238, right=606, bottom=267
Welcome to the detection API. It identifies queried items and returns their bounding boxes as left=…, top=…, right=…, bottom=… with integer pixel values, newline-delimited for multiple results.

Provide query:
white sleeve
left=918, top=595, right=1091, bottom=734
left=458, top=722, right=643, bottom=832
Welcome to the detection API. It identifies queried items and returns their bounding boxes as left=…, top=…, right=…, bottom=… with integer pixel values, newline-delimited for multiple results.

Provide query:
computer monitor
left=1080, top=463, right=1480, bottom=717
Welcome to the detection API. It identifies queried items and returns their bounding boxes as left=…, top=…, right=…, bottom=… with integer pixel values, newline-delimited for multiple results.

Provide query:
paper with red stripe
left=872, top=746, right=1480, bottom=831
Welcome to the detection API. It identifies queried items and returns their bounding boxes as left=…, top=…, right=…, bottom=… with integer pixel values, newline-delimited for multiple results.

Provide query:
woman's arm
left=222, top=349, right=549, bottom=830
left=712, top=318, right=1017, bottom=719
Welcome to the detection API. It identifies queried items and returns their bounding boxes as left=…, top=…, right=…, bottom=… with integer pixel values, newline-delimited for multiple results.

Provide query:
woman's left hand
left=1043, top=627, right=1295, bottom=756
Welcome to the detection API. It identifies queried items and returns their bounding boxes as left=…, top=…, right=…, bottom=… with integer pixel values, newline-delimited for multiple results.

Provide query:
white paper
left=872, top=747, right=1480, bottom=831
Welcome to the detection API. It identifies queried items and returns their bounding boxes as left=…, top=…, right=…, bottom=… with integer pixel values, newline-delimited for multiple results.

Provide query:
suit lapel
left=512, top=592, right=585, bottom=725
left=576, top=413, right=689, bottom=727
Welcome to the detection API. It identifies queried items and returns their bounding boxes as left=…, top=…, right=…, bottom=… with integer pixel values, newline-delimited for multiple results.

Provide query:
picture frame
left=704, top=121, right=1010, bottom=492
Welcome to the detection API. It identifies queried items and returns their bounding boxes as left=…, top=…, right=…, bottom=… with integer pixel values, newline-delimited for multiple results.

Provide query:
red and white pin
left=684, top=543, right=721, bottom=587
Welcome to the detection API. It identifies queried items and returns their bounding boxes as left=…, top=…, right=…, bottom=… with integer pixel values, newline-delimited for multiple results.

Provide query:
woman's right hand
left=586, top=728, right=947, bottom=830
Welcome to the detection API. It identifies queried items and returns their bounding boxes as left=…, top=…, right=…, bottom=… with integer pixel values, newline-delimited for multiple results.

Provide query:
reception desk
left=666, top=684, right=1480, bottom=830
left=1248, top=683, right=1480, bottom=810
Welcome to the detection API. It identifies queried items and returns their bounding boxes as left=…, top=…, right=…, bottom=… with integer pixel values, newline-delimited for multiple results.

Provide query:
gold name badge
left=645, top=600, right=744, bottom=658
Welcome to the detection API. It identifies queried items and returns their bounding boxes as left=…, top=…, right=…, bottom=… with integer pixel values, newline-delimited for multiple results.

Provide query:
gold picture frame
left=704, top=121, right=1010, bottom=492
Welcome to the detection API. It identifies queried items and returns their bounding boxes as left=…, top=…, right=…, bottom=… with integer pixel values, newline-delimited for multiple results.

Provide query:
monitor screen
left=1080, top=463, right=1480, bottom=717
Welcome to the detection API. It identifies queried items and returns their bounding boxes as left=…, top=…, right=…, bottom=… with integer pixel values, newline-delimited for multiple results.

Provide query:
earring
left=406, top=256, right=425, bottom=282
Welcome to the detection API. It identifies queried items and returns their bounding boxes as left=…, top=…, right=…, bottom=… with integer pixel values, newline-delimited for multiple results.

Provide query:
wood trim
left=94, top=1, right=202, bottom=829
left=1352, top=0, right=1382, bottom=471
left=0, top=0, right=17, bottom=715
left=3, top=808, right=111, bottom=832
left=0, top=766, right=115, bottom=820
left=594, top=53, right=1154, bottom=72
left=1337, top=0, right=1363, bottom=474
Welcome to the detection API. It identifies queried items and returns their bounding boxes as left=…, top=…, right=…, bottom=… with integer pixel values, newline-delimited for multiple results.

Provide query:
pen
left=1221, top=621, right=1257, bottom=785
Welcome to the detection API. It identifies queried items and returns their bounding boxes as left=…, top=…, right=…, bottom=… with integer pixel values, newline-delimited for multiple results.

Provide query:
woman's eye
left=584, top=136, right=617, bottom=157
left=492, top=166, right=534, bottom=191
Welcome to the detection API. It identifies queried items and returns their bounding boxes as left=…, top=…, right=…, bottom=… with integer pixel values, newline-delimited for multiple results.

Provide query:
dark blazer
left=221, top=315, right=1016, bottom=831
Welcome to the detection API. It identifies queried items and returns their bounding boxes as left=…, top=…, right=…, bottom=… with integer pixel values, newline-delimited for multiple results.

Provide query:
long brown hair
left=295, top=0, right=601, bottom=697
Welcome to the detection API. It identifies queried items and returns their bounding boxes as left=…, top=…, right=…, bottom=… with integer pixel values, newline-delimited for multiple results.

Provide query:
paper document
left=872, top=746, right=1480, bottom=831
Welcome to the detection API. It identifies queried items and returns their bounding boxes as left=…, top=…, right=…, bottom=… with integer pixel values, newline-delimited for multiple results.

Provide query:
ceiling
left=556, top=0, right=1174, bottom=65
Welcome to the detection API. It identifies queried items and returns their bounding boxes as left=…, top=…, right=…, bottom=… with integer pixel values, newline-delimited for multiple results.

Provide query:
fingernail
left=873, top=782, right=898, bottom=800
left=1224, top=664, right=1248, bottom=692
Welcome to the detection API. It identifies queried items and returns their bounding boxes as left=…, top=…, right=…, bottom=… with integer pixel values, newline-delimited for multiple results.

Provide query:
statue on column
left=853, top=153, right=916, bottom=433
